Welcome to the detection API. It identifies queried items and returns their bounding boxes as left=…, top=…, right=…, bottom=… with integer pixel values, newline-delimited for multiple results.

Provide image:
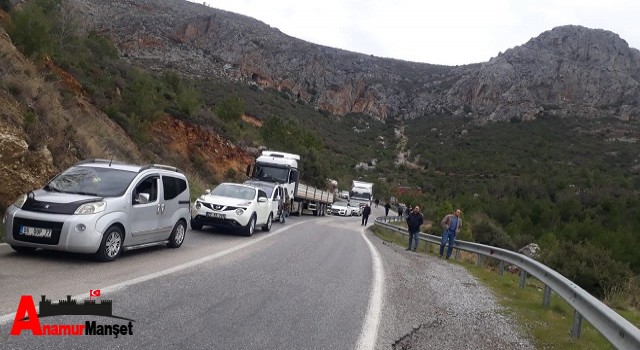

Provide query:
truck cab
left=349, top=181, right=373, bottom=209
left=247, top=151, right=299, bottom=205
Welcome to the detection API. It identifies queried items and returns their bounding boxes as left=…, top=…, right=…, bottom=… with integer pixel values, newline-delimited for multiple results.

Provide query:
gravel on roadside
left=367, top=230, right=535, bottom=350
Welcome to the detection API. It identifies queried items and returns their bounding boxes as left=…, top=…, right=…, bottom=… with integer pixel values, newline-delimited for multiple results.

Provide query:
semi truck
left=246, top=151, right=334, bottom=216
left=349, top=180, right=374, bottom=209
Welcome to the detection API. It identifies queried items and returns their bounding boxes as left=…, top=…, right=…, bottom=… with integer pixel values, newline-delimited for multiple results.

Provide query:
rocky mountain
left=68, top=0, right=640, bottom=123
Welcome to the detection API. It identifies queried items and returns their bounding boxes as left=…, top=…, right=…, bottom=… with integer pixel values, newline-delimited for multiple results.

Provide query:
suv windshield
left=44, top=166, right=138, bottom=197
left=212, top=184, right=256, bottom=200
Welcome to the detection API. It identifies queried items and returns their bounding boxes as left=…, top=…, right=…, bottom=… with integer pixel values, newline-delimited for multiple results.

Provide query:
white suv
left=191, top=183, right=273, bottom=236
left=2, top=159, right=191, bottom=261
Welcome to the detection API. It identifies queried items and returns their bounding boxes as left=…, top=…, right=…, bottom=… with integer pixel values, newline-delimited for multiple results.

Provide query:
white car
left=190, top=183, right=273, bottom=236
left=330, top=201, right=357, bottom=216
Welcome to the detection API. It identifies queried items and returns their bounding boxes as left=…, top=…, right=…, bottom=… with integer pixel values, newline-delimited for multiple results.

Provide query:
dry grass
left=604, top=276, right=640, bottom=311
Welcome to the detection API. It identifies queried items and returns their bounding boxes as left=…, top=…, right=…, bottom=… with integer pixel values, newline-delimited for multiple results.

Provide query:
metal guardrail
left=374, top=216, right=640, bottom=350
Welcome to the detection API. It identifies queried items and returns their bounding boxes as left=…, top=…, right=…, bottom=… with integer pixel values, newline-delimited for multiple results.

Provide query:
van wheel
left=167, top=220, right=187, bottom=248
left=243, top=214, right=256, bottom=236
left=94, top=226, right=123, bottom=262
left=11, top=245, right=37, bottom=254
left=190, top=219, right=203, bottom=230
left=262, top=214, right=273, bottom=232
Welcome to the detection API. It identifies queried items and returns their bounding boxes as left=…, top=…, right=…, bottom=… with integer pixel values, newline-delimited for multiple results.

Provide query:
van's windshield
left=44, top=166, right=138, bottom=197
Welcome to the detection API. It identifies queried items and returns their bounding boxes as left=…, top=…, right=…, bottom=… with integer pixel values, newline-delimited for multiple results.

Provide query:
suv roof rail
left=139, top=164, right=182, bottom=174
left=75, top=158, right=126, bottom=166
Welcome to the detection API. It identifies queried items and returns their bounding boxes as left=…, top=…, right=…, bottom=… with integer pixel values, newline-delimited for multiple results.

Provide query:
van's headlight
left=13, top=194, right=27, bottom=209
left=75, top=201, right=106, bottom=215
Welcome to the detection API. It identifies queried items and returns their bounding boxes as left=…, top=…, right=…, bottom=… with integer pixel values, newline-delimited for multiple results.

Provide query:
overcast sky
left=199, top=0, right=640, bottom=66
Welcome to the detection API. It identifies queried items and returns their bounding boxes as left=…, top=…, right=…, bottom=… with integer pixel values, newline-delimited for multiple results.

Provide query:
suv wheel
left=95, top=226, right=123, bottom=262
left=167, top=220, right=186, bottom=248
left=11, top=245, right=37, bottom=254
left=190, top=219, right=203, bottom=230
left=262, top=214, right=273, bottom=232
left=243, top=214, right=256, bottom=236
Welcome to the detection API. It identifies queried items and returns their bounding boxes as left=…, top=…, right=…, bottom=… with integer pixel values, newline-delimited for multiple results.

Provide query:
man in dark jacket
left=406, top=206, right=424, bottom=251
left=361, top=204, right=371, bottom=226
left=384, top=202, right=391, bottom=216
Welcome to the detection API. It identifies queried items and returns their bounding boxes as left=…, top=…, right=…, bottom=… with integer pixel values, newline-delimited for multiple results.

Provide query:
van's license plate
left=20, top=226, right=52, bottom=238
left=206, top=212, right=225, bottom=219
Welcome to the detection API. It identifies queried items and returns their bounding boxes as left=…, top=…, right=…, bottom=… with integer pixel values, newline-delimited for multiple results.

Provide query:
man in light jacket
left=439, top=209, right=462, bottom=259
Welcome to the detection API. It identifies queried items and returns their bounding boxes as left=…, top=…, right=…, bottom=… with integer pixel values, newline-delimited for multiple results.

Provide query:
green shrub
left=6, top=2, right=52, bottom=57
left=471, top=213, right=516, bottom=250
left=215, top=96, right=244, bottom=121
left=122, top=69, right=165, bottom=121
left=542, top=240, right=633, bottom=299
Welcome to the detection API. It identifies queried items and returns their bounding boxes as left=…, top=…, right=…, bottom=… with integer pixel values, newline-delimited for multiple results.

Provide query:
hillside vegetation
left=1, top=0, right=639, bottom=308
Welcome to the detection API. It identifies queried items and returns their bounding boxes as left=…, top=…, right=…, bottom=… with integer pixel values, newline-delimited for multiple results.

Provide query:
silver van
left=2, top=159, right=191, bottom=261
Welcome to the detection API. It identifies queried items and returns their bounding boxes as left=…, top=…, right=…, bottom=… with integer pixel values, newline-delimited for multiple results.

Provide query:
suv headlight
left=75, top=201, right=106, bottom=215
left=13, top=194, right=27, bottom=209
left=195, top=201, right=202, bottom=210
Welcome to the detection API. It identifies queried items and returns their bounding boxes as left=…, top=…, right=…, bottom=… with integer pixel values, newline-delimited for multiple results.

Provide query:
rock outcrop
left=68, top=0, right=640, bottom=124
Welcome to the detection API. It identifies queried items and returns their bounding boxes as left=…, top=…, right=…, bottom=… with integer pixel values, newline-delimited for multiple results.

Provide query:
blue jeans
left=408, top=231, right=419, bottom=250
left=439, top=231, right=456, bottom=258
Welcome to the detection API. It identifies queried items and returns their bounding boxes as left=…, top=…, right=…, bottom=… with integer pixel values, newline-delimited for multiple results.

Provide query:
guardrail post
left=476, top=253, right=482, bottom=266
left=455, top=249, right=460, bottom=260
left=543, top=285, right=552, bottom=308
left=571, top=310, right=583, bottom=338
left=519, top=270, right=527, bottom=288
left=498, top=261, right=505, bottom=276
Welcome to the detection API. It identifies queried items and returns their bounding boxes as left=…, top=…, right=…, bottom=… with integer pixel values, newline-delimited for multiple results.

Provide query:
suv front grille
left=201, top=203, right=240, bottom=211
left=12, top=217, right=64, bottom=245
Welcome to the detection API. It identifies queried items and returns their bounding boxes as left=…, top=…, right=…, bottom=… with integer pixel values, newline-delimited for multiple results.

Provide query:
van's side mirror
left=205, top=189, right=211, bottom=195
left=137, top=193, right=150, bottom=204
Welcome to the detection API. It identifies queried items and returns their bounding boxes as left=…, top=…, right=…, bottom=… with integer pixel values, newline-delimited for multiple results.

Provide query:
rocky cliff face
left=69, top=0, right=640, bottom=124
left=448, top=26, right=640, bottom=122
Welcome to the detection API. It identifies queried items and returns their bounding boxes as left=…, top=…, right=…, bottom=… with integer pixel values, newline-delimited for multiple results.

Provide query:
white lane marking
left=356, top=228, right=385, bottom=350
left=0, top=243, right=8, bottom=246
left=0, top=221, right=305, bottom=326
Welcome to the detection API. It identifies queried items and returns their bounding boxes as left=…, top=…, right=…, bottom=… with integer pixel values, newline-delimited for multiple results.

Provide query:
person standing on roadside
left=405, top=206, right=424, bottom=252
left=440, top=209, right=462, bottom=259
left=406, top=205, right=412, bottom=219
left=361, top=204, right=371, bottom=226
left=384, top=202, right=391, bottom=216
left=374, top=198, right=380, bottom=208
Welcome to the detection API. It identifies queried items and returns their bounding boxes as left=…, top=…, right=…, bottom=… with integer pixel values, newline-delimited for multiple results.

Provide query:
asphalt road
left=0, top=212, right=380, bottom=349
